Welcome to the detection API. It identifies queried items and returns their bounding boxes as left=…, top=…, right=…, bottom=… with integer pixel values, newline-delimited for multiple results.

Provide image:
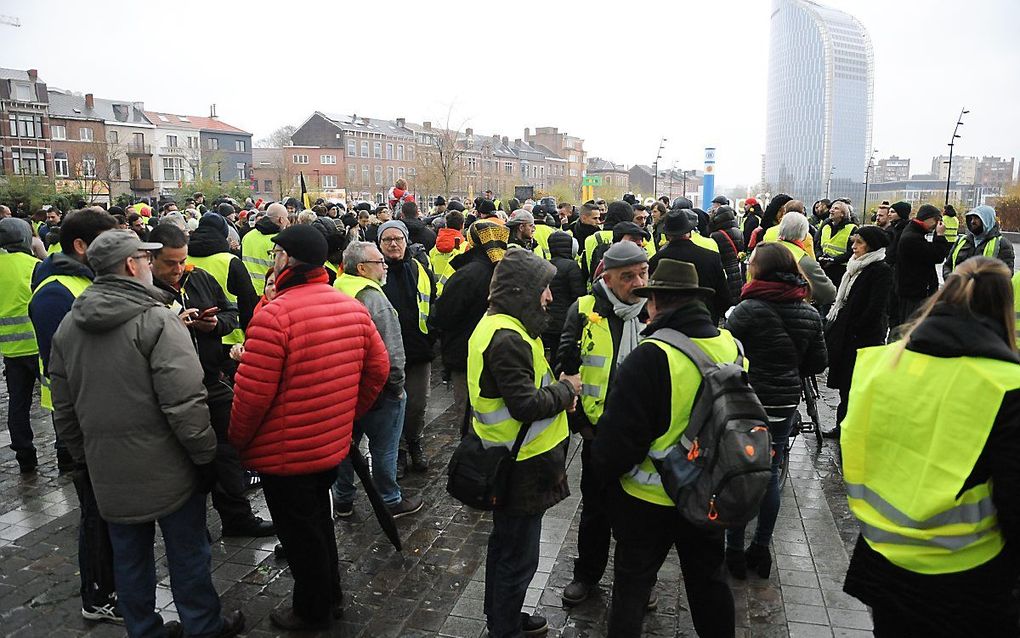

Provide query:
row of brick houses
left=0, top=67, right=252, bottom=204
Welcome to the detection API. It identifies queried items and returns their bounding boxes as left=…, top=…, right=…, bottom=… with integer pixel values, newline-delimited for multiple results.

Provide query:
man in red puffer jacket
left=229, top=224, right=389, bottom=632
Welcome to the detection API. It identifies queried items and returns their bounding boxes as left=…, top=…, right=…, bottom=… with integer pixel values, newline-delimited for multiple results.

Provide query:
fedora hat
left=661, top=209, right=696, bottom=236
left=634, top=259, right=716, bottom=298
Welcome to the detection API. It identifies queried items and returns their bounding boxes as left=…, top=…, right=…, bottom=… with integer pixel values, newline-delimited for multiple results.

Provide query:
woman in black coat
left=709, top=206, right=745, bottom=303
left=543, top=231, right=585, bottom=359
left=824, top=226, right=894, bottom=436
left=724, top=242, right=828, bottom=580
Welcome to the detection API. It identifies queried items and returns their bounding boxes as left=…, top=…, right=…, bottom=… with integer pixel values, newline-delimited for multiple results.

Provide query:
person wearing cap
left=592, top=258, right=740, bottom=637
left=230, top=224, right=389, bottom=631
left=376, top=219, right=436, bottom=479
left=944, top=204, right=1014, bottom=278
left=741, top=198, right=762, bottom=246
left=649, top=206, right=731, bottom=323
left=214, top=201, right=242, bottom=248
left=709, top=205, right=746, bottom=302
left=50, top=229, right=244, bottom=638
left=507, top=210, right=550, bottom=259
left=894, top=203, right=949, bottom=326
left=556, top=241, right=649, bottom=608
left=774, top=212, right=838, bottom=306
left=582, top=201, right=635, bottom=286
left=823, top=225, right=893, bottom=438
left=589, top=222, right=653, bottom=281
left=240, top=202, right=289, bottom=295
left=148, top=223, right=274, bottom=539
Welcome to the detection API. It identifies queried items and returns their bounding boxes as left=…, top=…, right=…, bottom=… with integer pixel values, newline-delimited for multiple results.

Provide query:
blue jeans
left=107, top=491, right=222, bottom=638
left=4, top=355, right=38, bottom=453
left=484, top=510, right=543, bottom=638
left=333, top=394, right=405, bottom=506
left=726, top=412, right=795, bottom=550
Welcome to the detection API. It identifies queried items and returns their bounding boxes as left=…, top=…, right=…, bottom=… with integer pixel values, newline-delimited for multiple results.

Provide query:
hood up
left=488, top=247, right=556, bottom=338
left=71, top=275, right=169, bottom=333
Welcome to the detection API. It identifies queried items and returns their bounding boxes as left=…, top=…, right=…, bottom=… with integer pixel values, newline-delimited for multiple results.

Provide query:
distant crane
left=0, top=15, right=21, bottom=27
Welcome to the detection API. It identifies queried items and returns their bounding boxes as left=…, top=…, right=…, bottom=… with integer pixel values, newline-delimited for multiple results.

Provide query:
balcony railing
left=159, top=146, right=187, bottom=156
left=126, top=144, right=152, bottom=155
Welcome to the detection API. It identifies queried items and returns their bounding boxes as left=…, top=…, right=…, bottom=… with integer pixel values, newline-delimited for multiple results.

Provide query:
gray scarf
left=599, top=280, right=646, bottom=366
left=827, top=247, right=886, bottom=322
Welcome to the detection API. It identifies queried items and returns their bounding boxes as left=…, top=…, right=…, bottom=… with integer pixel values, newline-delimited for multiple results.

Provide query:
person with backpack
left=723, top=243, right=827, bottom=579
left=592, top=259, right=744, bottom=637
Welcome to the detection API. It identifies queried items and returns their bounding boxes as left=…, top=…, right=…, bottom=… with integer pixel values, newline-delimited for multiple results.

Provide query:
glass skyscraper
left=764, top=0, right=874, bottom=208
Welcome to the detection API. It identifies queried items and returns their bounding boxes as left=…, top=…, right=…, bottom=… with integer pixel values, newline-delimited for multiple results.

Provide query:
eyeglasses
left=267, top=248, right=285, bottom=257
left=130, top=252, right=152, bottom=264
left=380, top=236, right=405, bottom=244
left=361, top=259, right=386, bottom=265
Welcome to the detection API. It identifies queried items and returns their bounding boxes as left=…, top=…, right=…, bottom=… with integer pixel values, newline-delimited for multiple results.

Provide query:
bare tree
left=418, top=106, right=467, bottom=198
left=256, top=125, right=296, bottom=148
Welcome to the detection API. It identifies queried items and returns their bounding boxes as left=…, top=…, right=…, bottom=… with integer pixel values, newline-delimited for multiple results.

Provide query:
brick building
left=1, top=68, right=50, bottom=179
left=47, top=91, right=110, bottom=204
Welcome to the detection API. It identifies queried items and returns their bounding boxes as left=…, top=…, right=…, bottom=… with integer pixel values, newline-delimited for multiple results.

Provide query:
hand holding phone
left=197, top=306, right=219, bottom=319
left=179, top=308, right=199, bottom=326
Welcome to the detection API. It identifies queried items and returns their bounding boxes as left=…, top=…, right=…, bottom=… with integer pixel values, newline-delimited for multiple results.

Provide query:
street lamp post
left=945, top=107, right=969, bottom=207
left=652, top=137, right=666, bottom=198
left=863, top=149, right=878, bottom=213
left=825, top=166, right=835, bottom=199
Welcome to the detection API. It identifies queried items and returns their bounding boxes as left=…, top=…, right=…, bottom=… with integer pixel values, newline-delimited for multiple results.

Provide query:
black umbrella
left=348, top=446, right=402, bottom=551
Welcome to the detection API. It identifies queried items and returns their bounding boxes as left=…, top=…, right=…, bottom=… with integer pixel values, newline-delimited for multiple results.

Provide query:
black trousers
left=206, top=380, right=254, bottom=528
left=71, top=468, right=117, bottom=609
left=607, top=482, right=734, bottom=638
left=574, top=438, right=612, bottom=584
left=260, top=468, right=341, bottom=622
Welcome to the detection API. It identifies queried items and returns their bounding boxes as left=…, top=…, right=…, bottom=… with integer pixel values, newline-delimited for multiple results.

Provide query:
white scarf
left=599, top=280, right=647, bottom=365
left=827, top=247, right=886, bottom=322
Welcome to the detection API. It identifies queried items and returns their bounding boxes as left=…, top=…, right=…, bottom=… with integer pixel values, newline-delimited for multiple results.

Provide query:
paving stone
left=781, top=585, right=825, bottom=606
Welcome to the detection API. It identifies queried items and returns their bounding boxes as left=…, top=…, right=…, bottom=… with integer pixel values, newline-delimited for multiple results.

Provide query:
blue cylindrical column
left=702, top=147, right=716, bottom=208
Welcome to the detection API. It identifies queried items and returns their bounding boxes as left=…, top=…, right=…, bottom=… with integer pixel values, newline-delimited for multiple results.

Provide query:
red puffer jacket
left=229, top=267, right=389, bottom=475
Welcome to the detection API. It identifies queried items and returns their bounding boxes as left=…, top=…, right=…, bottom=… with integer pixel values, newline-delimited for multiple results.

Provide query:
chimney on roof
left=465, top=127, right=473, bottom=136
left=396, top=117, right=405, bottom=128
left=524, top=128, right=530, bottom=138
left=132, top=101, right=144, bottom=111
left=502, top=136, right=509, bottom=146
left=85, top=93, right=94, bottom=109
left=27, top=69, right=37, bottom=81
left=210, top=104, right=217, bottom=118
left=514, top=138, right=522, bottom=147
left=423, top=121, right=431, bottom=130
left=492, top=134, right=500, bottom=144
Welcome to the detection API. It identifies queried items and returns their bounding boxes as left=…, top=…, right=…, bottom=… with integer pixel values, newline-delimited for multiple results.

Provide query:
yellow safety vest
left=240, top=230, right=276, bottom=295
left=690, top=232, right=720, bottom=253
left=47, top=242, right=60, bottom=255
left=0, top=251, right=40, bottom=358
left=582, top=230, right=614, bottom=277
left=324, top=261, right=339, bottom=278
left=435, top=258, right=457, bottom=298
left=762, top=224, right=816, bottom=258
left=186, top=253, right=244, bottom=346
left=943, top=215, right=960, bottom=244
left=1013, top=272, right=1020, bottom=348
left=467, top=313, right=569, bottom=462
left=411, top=259, right=432, bottom=334
left=335, top=273, right=385, bottom=298
left=619, top=331, right=742, bottom=505
left=949, top=235, right=999, bottom=273
left=820, top=222, right=857, bottom=257
left=429, top=244, right=465, bottom=293
left=533, top=224, right=554, bottom=257
left=843, top=344, right=1016, bottom=574
left=31, top=274, right=91, bottom=410
left=576, top=295, right=615, bottom=424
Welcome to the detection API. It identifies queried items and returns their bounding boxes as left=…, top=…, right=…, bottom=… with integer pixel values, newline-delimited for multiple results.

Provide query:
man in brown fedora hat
left=592, top=258, right=738, bottom=637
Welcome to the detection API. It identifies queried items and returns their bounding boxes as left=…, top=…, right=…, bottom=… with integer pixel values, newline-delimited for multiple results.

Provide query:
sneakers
left=522, top=612, right=548, bottom=636
left=81, top=602, right=124, bottom=624
left=562, top=580, right=593, bottom=606
left=270, top=607, right=330, bottom=631
left=387, top=494, right=424, bottom=519
left=243, top=470, right=262, bottom=492
left=822, top=425, right=841, bottom=440
left=333, top=500, right=354, bottom=519
left=57, top=448, right=75, bottom=473
left=221, top=516, right=275, bottom=538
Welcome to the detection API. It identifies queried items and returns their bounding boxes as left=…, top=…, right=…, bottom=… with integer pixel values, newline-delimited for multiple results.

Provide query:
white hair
left=343, top=240, right=379, bottom=276
left=777, top=211, right=810, bottom=242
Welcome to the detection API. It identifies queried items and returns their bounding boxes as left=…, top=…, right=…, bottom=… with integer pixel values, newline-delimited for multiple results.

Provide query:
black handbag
left=446, top=420, right=529, bottom=511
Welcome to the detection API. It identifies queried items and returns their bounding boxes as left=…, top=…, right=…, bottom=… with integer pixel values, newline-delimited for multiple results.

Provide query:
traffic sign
left=582, top=175, right=603, bottom=186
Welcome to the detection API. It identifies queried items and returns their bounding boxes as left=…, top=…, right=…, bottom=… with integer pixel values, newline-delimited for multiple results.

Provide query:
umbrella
left=348, top=446, right=403, bottom=551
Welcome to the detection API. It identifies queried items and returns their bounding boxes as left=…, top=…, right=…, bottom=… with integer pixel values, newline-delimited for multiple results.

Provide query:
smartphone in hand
left=197, top=307, right=219, bottom=319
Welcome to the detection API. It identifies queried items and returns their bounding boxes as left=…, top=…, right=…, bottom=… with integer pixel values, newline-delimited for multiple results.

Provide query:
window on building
left=397, top=167, right=405, bottom=180
left=321, top=154, right=336, bottom=165
left=408, top=167, right=415, bottom=177
left=187, top=136, right=198, bottom=149
left=163, top=157, right=185, bottom=181
left=407, top=146, right=414, bottom=162
left=81, top=155, right=97, bottom=178
left=54, top=152, right=69, bottom=177
left=12, top=82, right=33, bottom=101
left=361, top=165, right=370, bottom=185
left=292, top=154, right=309, bottom=164
left=166, top=134, right=177, bottom=148
left=569, top=168, right=578, bottom=177
left=132, top=132, right=144, bottom=148
left=207, top=137, right=219, bottom=150
left=9, top=113, right=41, bottom=138
left=386, top=143, right=393, bottom=160
left=12, top=148, right=45, bottom=175
left=264, top=179, right=273, bottom=192
left=374, top=166, right=383, bottom=185
left=569, top=154, right=577, bottom=162
left=322, top=175, right=337, bottom=189
left=387, top=166, right=395, bottom=184
left=396, top=145, right=404, bottom=161
left=235, top=140, right=246, bottom=152
left=109, top=159, right=121, bottom=180
left=75, top=127, right=92, bottom=142
left=505, top=161, right=513, bottom=174
left=347, top=139, right=356, bottom=157
left=51, top=125, right=66, bottom=140
left=108, top=130, right=119, bottom=144
left=466, top=157, right=478, bottom=171
left=361, top=141, right=369, bottom=158
left=374, top=142, right=382, bottom=159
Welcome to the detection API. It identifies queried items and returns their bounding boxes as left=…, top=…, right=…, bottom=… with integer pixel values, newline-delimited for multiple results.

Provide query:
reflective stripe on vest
left=619, top=331, right=741, bottom=506
left=429, top=245, right=464, bottom=297
left=186, top=253, right=244, bottom=345
left=467, top=313, right=569, bottom=462
left=951, top=235, right=999, bottom=272
left=0, top=251, right=40, bottom=357
left=575, top=295, right=615, bottom=424
left=32, top=274, right=91, bottom=410
left=240, top=231, right=276, bottom=295
left=842, top=344, right=1018, bottom=574
left=413, top=259, right=432, bottom=334
left=821, top=223, right=857, bottom=257
left=435, top=259, right=456, bottom=298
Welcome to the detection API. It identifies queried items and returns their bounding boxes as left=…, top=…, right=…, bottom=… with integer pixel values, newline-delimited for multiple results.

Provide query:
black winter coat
left=824, top=261, right=893, bottom=390
left=544, top=231, right=585, bottom=350
left=383, top=251, right=436, bottom=364
left=188, top=225, right=259, bottom=330
left=725, top=291, right=827, bottom=419
left=430, top=249, right=495, bottom=371
left=895, top=221, right=950, bottom=299
left=649, top=239, right=731, bottom=323
left=709, top=211, right=745, bottom=303
left=403, top=217, right=436, bottom=252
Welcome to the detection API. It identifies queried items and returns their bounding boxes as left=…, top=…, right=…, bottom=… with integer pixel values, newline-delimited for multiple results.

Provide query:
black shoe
left=726, top=548, right=747, bottom=580
left=215, top=610, right=245, bottom=637
left=222, top=516, right=275, bottom=538
left=273, top=543, right=286, bottom=560
left=744, top=542, right=773, bottom=579
left=333, top=500, right=353, bottom=520
left=408, top=440, right=429, bottom=473
left=387, top=495, right=424, bottom=519
left=56, top=448, right=75, bottom=473
left=15, top=450, right=37, bottom=474
left=562, top=580, right=592, bottom=606
left=81, top=601, right=123, bottom=624
left=243, top=470, right=261, bottom=492
left=163, top=620, right=183, bottom=638
left=396, top=449, right=407, bottom=480
left=646, top=591, right=658, bottom=612
left=269, top=608, right=330, bottom=631
left=521, top=612, right=548, bottom=636
left=332, top=591, right=345, bottom=619
left=822, top=425, right=841, bottom=440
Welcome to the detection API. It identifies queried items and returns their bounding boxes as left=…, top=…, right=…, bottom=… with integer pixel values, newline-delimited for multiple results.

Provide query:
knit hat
left=506, top=210, right=535, bottom=226
left=159, top=211, right=186, bottom=231
left=377, top=220, right=409, bottom=243
left=0, top=217, right=34, bottom=254
left=476, top=199, right=497, bottom=216
left=271, top=224, right=328, bottom=266
left=434, top=195, right=447, bottom=206
left=612, top=221, right=650, bottom=242
left=603, top=201, right=635, bottom=229
left=216, top=202, right=235, bottom=217
left=890, top=201, right=911, bottom=219
left=744, top=197, right=758, bottom=207
left=854, top=226, right=889, bottom=251
left=198, top=212, right=229, bottom=238
left=602, top=241, right=648, bottom=270
left=915, top=204, right=941, bottom=222
left=468, top=220, right=509, bottom=263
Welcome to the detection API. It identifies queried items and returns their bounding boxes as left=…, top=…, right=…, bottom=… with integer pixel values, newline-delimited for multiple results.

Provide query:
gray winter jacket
left=355, top=285, right=406, bottom=400
left=50, top=275, right=216, bottom=524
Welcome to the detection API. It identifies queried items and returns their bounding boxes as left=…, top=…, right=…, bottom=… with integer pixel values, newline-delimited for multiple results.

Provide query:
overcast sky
left=4, top=0, right=1018, bottom=187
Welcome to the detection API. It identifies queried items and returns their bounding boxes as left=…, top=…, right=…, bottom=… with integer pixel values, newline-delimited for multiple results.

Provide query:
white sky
left=4, top=0, right=1018, bottom=188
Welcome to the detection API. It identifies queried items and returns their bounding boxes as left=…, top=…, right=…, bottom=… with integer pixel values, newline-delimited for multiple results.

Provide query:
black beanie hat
left=890, top=201, right=911, bottom=218
left=603, top=201, right=635, bottom=229
left=199, top=212, right=229, bottom=238
left=854, top=225, right=889, bottom=251
left=271, top=224, right=328, bottom=266
left=476, top=199, right=497, bottom=215
left=447, top=199, right=465, bottom=212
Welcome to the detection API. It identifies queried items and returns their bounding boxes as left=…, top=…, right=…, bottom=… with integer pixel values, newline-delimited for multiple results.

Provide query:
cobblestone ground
left=0, top=365, right=867, bottom=637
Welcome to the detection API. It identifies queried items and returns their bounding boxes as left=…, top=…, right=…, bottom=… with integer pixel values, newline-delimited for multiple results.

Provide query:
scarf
left=827, top=247, right=886, bottom=322
left=740, top=273, right=809, bottom=303
left=598, top=280, right=646, bottom=366
left=275, top=264, right=328, bottom=293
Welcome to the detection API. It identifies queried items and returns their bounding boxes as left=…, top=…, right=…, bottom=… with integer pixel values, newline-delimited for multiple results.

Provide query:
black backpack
left=648, top=328, right=773, bottom=529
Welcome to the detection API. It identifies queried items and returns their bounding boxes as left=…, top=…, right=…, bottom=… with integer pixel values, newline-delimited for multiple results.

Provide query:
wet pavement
left=0, top=366, right=868, bottom=637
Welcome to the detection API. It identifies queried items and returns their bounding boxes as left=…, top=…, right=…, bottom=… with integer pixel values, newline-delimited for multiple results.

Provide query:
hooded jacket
left=188, top=223, right=259, bottom=330
left=431, top=248, right=497, bottom=372
left=896, top=221, right=950, bottom=299
left=434, top=227, right=465, bottom=254
left=403, top=216, right=437, bottom=252
left=709, top=207, right=745, bottom=302
left=943, top=206, right=1015, bottom=277
left=748, top=194, right=792, bottom=250
left=478, top=248, right=574, bottom=515
left=49, top=276, right=216, bottom=524
left=544, top=231, right=586, bottom=348
left=28, top=251, right=96, bottom=377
